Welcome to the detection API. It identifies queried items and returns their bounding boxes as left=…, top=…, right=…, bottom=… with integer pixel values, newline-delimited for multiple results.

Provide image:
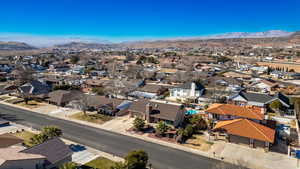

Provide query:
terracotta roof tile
left=213, top=119, right=275, bottom=143
left=206, top=104, right=264, bottom=120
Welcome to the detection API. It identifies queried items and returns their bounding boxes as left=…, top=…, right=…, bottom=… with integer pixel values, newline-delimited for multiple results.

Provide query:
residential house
left=222, top=71, right=252, bottom=80
left=270, top=71, right=284, bottom=79
left=18, top=80, right=51, bottom=99
left=83, top=79, right=106, bottom=93
left=169, top=82, right=205, bottom=102
left=0, top=133, right=23, bottom=148
left=251, top=79, right=279, bottom=93
left=0, top=147, right=45, bottom=169
left=206, top=104, right=275, bottom=150
left=129, top=84, right=169, bottom=99
left=67, top=95, right=130, bottom=116
left=47, top=90, right=82, bottom=106
left=250, top=66, right=268, bottom=74
left=129, top=99, right=185, bottom=127
left=21, top=138, right=73, bottom=169
left=48, top=62, right=70, bottom=73
left=86, top=96, right=129, bottom=116
left=228, top=91, right=290, bottom=108
left=206, top=104, right=265, bottom=122
left=43, top=76, right=63, bottom=86
left=67, top=65, right=85, bottom=75
left=283, top=72, right=300, bottom=80
left=213, top=118, right=275, bottom=150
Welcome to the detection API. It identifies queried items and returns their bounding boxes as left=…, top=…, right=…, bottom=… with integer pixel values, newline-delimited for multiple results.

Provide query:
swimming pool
left=185, top=109, right=199, bottom=115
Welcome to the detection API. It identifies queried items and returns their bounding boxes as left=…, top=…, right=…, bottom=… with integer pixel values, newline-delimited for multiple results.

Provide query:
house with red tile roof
left=213, top=118, right=275, bottom=150
left=205, top=104, right=265, bottom=122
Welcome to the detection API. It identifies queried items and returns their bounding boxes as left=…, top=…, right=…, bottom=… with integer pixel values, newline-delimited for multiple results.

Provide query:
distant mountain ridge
left=0, top=30, right=297, bottom=50
left=0, top=41, right=37, bottom=50
left=54, top=42, right=119, bottom=49
left=172, top=30, right=293, bottom=41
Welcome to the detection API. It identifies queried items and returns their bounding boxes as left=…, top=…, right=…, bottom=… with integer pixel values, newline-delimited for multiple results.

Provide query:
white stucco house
left=169, top=82, right=205, bottom=102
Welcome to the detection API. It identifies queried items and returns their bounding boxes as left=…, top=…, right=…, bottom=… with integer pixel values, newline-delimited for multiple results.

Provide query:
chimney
left=190, top=82, right=196, bottom=97
left=261, top=108, right=266, bottom=114
left=145, top=103, right=152, bottom=123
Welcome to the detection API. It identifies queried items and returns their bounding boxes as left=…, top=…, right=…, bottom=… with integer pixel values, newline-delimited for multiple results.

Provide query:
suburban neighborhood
left=1, top=1, right=300, bottom=169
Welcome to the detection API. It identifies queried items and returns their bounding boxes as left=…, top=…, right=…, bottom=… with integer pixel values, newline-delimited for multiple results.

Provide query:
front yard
left=70, top=112, right=113, bottom=124
left=13, top=130, right=36, bottom=147
left=0, top=95, right=11, bottom=101
left=4, top=98, right=24, bottom=104
left=16, top=100, right=45, bottom=109
left=183, top=134, right=214, bottom=151
left=83, top=157, right=117, bottom=169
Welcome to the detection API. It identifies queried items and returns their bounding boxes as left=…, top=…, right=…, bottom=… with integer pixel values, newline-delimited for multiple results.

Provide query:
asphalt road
left=0, top=103, right=232, bottom=169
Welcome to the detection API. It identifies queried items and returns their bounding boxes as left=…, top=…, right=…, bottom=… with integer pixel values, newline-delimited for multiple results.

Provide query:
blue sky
left=0, top=0, right=299, bottom=45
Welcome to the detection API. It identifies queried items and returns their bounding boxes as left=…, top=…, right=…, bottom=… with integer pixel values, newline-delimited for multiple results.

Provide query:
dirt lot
left=17, top=100, right=45, bottom=109
left=70, top=112, right=113, bottom=124
left=183, top=134, right=214, bottom=151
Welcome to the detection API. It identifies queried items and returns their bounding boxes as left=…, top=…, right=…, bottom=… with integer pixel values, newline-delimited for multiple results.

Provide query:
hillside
left=289, top=31, right=300, bottom=43
left=54, top=42, right=119, bottom=49
left=0, top=41, right=37, bottom=50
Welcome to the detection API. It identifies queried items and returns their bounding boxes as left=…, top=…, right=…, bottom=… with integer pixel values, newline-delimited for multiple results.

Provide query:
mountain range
left=191, top=30, right=293, bottom=40
left=0, top=30, right=298, bottom=50
left=0, top=41, right=36, bottom=50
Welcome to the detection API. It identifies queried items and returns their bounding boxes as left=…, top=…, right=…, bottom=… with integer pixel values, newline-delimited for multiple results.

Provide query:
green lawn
left=70, top=113, right=113, bottom=124
left=83, top=157, right=117, bottom=169
left=13, top=131, right=36, bottom=147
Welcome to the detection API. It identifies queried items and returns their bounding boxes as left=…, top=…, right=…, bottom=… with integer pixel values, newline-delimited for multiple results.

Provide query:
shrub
left=125, top=150, right=148, bottom=169
left=29, top=126, right=62, bottom=146
left=270, top=100, right=283, bottom=112
left=188, top=115, right=208, bottom=130
left=59, top=162, right=78, bottom=169
left=155, top=121, right=170, bottom=136
left=133, top=117, right=145, bottom=131
left=92, top=87, right=105, bottom=95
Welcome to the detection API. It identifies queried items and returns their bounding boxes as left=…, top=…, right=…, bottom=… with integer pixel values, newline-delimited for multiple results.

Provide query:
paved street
left=0, top=103, right=233, bottom=169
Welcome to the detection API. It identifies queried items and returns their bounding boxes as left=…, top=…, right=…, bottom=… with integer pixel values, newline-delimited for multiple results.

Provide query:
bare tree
left=14, top=66, right=35, bottom=85
left=124, top=64, right=143, bottom=79
left=78, top=94, right=90, bottom=116
left=169, top=71, right=193, bottom=83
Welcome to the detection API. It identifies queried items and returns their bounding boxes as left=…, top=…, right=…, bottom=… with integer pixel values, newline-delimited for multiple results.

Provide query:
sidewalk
left=1, top=100, right=298, bottom=169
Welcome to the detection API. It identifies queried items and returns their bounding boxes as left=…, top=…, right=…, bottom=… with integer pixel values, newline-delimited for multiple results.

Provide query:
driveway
left=210, top=142, right=298, bottom=169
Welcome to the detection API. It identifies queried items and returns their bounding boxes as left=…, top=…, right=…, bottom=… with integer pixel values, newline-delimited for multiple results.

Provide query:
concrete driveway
left=210, top=142, right=298, bottom=169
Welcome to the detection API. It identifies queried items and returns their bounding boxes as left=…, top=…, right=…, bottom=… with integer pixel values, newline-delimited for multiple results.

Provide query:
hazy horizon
left=0, top=29, right=296, bottom=47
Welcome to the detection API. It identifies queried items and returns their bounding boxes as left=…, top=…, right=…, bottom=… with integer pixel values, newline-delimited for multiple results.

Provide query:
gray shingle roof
left=178, top=82, right=204, bottom=90
left=129, top=99, right=184, bottom=121
left=238, top=92, right=273, bottom=103
left=0, top=133, right=23, bottom=148
left=19, top=80, right=50, bottom=95
left=22, top=138, right=72, bottom=166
